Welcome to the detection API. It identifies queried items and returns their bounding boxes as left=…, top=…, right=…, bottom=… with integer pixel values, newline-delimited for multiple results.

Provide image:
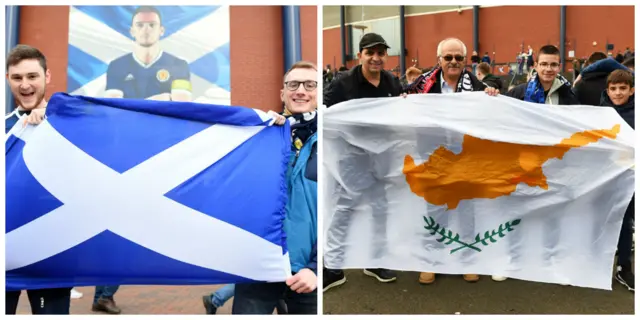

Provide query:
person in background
left=599, top=69, right=634, bottom=292
left=574, top=55, right=632, bottom=105
left=481, top=51, right=491, bottom=64
left=470, top=50, right=480, bottom=74
left=405, top=66, right=423, bottom=85
left=623, top=57, right=634, bottom=71
left=476, top=62, right=503, bottom=92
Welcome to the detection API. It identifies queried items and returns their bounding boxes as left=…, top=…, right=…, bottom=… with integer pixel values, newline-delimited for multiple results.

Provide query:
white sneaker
left=491, top=275, right=507, bottom=281
left=70, top=288, right=83, bottom=299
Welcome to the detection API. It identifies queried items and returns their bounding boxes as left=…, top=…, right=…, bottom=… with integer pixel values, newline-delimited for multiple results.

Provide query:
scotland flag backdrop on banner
left=67, top=5, right=230, bottom=104
left=6, top=93, right=291, bottom=290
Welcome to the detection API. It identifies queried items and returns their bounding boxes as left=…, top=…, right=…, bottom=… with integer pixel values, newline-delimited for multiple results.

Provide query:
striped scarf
left=404, top=66, right=475, bottom=94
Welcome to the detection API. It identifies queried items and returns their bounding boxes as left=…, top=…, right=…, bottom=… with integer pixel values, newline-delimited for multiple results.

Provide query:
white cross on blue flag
left=6, top=93, right=291, bottom=290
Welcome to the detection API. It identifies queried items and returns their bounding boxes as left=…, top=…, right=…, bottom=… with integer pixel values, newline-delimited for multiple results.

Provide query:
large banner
left=6, top=94, right=290, bottom=290
left=323, top=93, right=635, bottom=290
left=67, top=5, right=230, bottom=104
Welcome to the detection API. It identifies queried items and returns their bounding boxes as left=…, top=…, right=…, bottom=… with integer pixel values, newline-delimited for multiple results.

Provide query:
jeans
left=93, top=285, right=120, bottom=304
left=211, top=284, right=235, bottom=308
left=232, top=282, right=316, bottom=315
left=5, top=288, right=72, bottom=315
left=618, top=195, right=635, bottom=269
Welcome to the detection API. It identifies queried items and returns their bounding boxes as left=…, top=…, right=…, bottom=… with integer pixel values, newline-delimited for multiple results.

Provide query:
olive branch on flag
left=423, top=216, right=521, bottom=254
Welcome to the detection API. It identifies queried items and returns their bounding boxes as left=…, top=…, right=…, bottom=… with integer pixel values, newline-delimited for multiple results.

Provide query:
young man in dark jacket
left=599, top=69, right=634, bottom=292
left=573, top=53, right=629, bottom=106
left=505, top=45, right=580, bottom=105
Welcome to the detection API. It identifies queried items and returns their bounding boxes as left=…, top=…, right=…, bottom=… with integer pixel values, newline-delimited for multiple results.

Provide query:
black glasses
left=285, top=80, right=318, bottom=91
left=441, top=55, right=465, bottom=62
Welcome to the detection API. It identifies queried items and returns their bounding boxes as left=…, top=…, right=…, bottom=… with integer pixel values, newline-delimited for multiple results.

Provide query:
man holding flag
left=232, top=61, right=318, bottom=314
left=5, top=45, right=71, bottom=315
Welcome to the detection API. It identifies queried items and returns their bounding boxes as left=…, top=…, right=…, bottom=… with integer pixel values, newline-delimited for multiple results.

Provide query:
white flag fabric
left=323, top=92, right=635, bottom=290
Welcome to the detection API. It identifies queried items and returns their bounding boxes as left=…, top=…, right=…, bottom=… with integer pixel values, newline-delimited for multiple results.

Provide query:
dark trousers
left=617, top=195, right=635, bottom=269
left=5, top=288, right=72, bottom=315
left=232, top=282, right=317, bottom=315
left=93, top=285, right=120, bottom=304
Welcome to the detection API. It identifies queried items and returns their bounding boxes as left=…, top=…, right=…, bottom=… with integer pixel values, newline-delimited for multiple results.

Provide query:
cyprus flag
left=323, top=92, right=635, bottom=290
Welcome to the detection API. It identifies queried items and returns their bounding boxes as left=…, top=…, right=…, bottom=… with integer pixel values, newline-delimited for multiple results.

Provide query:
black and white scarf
left=405, top=66, right=475, bottom=94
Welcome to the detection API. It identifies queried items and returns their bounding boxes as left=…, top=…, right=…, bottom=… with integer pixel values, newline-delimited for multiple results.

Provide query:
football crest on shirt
left=156, top=69, right=171, bottom=82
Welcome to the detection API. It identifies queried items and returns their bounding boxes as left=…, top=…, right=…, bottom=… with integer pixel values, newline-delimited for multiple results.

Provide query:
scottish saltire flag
left=323, top=93, right=635, bottom=290
left=68, top=6, right=230, bottom=104
left=6, top=93, right=291, bottom=290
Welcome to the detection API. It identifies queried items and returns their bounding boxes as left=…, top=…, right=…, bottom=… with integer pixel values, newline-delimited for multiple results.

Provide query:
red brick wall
left=300, top=6, right=318, bottom=64
left=323, top=27, right=342, bottom=69
left=229, top=6, right=283, bottom=111
left=323, top=6, right=634, bottom=69
left=566, top=6, right=635, bottom=59
left=406, top=9, right=474, bottom=69
left=18, top=6, right=316, bottom=112
left=19, top=6, right=70, bottom=99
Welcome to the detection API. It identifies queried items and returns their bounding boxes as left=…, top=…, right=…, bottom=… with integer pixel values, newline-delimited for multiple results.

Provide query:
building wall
left=18, top=5, right=316, bottom=112
left=323, top=5, right=634, bottom=71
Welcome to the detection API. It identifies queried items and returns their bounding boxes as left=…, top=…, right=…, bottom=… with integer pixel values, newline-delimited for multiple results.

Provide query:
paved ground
left=323, top=271, right=634, bottom=315
left=16, top=285, right=232, bottom=315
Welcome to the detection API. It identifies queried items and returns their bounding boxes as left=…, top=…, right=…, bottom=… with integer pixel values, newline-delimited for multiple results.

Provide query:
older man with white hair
left=405, top=38, right=496, bottom=94
left=404, top=38, right=499, bottom=285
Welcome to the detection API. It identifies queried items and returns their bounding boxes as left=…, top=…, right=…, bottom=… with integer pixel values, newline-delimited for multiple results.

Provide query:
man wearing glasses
left=404, top=38, right=498, bottom=285
left=404, top=38, right=489, bottom=95
left=505, top=45, right=579, bottom=105
left=323, top=33, right=402, bottom=292
left=232, top=61, right=318, bottom=315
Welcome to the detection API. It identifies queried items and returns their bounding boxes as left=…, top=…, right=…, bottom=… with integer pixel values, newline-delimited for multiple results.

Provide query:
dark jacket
left=574, top=58, right=632, bottom=106
left=600, top=91, right=635, bottom=129
left=323, top=65, right=402, bottom=107
left=471, top=55, right=480, bottom=64
left=506, top=81, right=580, bottom=105
left=481, top=74, right=503, bottom=92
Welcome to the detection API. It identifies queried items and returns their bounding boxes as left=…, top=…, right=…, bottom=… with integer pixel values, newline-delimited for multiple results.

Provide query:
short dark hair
left=537, top=45, right=560, bottom=59
left=132, top=6, right=162, bottom=25
left=585, top=51, right=607, bottom=67
left=6, top=44, right=47, bottom=73
left=477, top=62, right=491, bottom=75
left=623, top=57, right=634, bottom=69
left=607, top=69, right=634, bottom=88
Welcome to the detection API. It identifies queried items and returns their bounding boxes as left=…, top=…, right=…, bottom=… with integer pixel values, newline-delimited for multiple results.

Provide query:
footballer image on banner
left=68, top=5, right=230, bottom=104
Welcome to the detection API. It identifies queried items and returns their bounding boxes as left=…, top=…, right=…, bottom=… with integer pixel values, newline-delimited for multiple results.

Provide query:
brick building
left=6, top=5, right=317, bottom=113
left=323, top=6, right=634, bottom=74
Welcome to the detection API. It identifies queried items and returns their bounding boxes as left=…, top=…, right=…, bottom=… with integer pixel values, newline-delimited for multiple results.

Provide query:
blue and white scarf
left=524, top=70, right=571, bottom=104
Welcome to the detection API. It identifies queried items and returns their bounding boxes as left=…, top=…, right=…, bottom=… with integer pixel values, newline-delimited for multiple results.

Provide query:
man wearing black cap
left=323, top=33, right=402, bottom=106
left=323, top=33, right=402, bottom=292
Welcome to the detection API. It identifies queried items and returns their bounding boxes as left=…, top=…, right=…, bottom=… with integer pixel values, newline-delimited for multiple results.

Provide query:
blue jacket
left=284, top=132, right=318, bottom=275
left=5, top=110, right=22, bottom=134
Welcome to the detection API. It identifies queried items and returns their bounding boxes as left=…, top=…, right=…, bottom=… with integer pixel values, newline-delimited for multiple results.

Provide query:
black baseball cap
left=359, top=33, right=390, bottom=52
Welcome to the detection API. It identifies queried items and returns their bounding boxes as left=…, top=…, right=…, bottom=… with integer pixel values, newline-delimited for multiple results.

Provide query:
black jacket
left=324, top=65, right=402, bottom=107
left=573, top=70, right=610, bottom=106
left=481, top=74, right=504, bottom=92
left=505, top=82, right=580, bottom=105
left=600, top=91, right=635, bottom=129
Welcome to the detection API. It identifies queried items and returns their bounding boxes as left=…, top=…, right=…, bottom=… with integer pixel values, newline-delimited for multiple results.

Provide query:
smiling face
left=358, top=45, right=388, bottom=74
left=607, top=82, right=634, bottom=106
left=281, top=67, right=317, bottom=114
left=7, top=59, right=50, bottom=110
left=535, top=53, right=561, bottom=84
left=439, top=40, right=466, bottom=78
